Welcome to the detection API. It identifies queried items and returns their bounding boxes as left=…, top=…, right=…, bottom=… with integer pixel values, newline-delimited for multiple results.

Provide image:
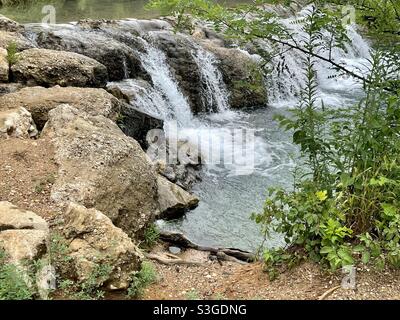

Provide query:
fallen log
left=159, top=231, right=256, bottom=263
left=145, top=253, right=203, bottom=266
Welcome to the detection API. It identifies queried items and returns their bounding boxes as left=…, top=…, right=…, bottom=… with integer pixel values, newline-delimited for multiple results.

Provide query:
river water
left=1, top=2, right=372, bottom=252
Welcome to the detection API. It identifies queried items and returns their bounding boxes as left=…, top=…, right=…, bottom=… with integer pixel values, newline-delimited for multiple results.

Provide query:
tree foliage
left=149, top=0, right=400, bottom=275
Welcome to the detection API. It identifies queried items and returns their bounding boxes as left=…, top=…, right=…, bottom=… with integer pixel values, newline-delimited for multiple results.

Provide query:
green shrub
left=0, top=249, right=35, bottom=300
left=127, top=261, right=157, bottom=298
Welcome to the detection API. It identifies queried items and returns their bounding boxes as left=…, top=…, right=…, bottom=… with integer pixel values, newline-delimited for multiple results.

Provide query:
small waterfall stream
left=23, top=8, right=373, bottom=251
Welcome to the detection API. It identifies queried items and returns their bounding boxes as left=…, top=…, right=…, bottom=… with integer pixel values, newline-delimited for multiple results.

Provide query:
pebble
left=169, top=246, right=181, bottom=255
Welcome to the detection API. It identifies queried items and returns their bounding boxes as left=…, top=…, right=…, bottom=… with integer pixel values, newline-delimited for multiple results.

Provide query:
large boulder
left=156, top=175, right=199, bottom=220
left=0, top=47, right=8, bottom=82
left=201, top=43, right=267, bottom=109
left=0, top=15, right=22, bottom=33
left=0, top=201, right=48, bottom=230
left=31, top=25, right=148, bottom=81
left=42, top=104, right=159, bottom=239
left=11, top=48, right=108, bottom=87
left=0, top=107, right=38, bottom=139
left=0, top=202, right=49, bottom=264
left=0, top=86, right=121, bottom=130
left=0, top=31, right=33, bottom=50
left=64, top=202, right=143, bottom=290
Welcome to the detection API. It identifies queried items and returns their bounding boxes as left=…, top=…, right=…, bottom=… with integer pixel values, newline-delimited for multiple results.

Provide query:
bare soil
left=142, top=246, right=400, bottom=300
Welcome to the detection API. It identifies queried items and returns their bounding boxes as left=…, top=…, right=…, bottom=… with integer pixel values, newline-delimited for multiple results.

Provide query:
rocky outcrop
left=11, top=49, right=108, bottom=88
left=0, top=14, right=23, bottom=33
left=151, top=31, right=205, bottom=114
left=0, top=86, right=121, bottom=130
left=0, top=202, right=48, bottom=264
left=64, top=202, right=143, bottom=290
left=0, top=201, right=52, bottom=298
left=0, top=201, right=48, bottom=231
left=201, top=44, right=267, bottom=109
left=0, top=107, right=38, bottom=139
left=42, top=104, right=159, bottom=239
left=33, top=26, right=148, bottom=81
left=0, top=48, right=8, bottom=82
left=0, top=31, right=33, bottom=51
left=156, top=175, right=199, bottom=220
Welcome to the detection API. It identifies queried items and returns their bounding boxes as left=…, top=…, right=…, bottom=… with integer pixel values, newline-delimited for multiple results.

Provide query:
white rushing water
left=92, top=9, right=374, bottom=251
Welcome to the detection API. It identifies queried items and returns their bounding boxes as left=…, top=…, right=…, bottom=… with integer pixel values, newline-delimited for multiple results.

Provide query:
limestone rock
left=0, top=15, right=22, bottom=32
left=157, top=175, right=199, bottom=220
left=0, top=47, right=8, bottom=82
left=0, top=86, right=121, bottom=130
left=0, top=201, right=48, bottom=230
left=201, top=43, right=267, bottom=109
left=0, top=30, right=34, bottom=50
left=0, top=107, right=38, bottom=139
left=0, top=229, right=48, bottom=264
left=42, top=104, right=159, bottom=239
left=11, top=48, right=108, bottom=87
left=64, top=202, right=143, bottom=290
left=33, top=26, right=148, bottom=81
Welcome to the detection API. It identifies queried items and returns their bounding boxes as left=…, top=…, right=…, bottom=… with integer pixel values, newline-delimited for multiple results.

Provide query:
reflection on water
left=0, top=0, right=159, bottom=23
left=0, top=0, right=251, bottom=23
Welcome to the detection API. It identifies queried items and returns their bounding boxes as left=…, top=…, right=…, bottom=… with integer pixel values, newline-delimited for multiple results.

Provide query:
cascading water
left=191, top=46, right=230, bottom=113
left=22, top=7, right=373, bottom=252
left=135, top=38, right=193, bottom=126
left=265, top=6, right=372, bottom=108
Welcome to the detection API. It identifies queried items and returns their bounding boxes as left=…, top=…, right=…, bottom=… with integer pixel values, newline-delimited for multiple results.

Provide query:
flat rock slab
left=11, top=48, right=108, bottom=87
left=0, top=201, right=48, bottom=231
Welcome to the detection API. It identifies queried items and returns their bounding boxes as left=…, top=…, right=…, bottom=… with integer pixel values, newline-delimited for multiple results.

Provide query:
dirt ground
left=1, top=137, right=400, bottom=301
left=0, top=137, right=60, bottom=221
left=142, top=246, right=400, bottom=300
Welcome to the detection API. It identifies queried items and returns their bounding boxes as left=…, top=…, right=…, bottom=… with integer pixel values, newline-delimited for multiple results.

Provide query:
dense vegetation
left=149, top=0, right=400, bottom=276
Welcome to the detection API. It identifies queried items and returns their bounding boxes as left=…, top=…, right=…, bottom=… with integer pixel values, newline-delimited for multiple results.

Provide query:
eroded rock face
left=11, top=48, right=108, bottom=87
left=42, top=104, right=159, bottom=239
left=156, top=175, right=199, bottom=220
left=0, top=202, right=49, bottom=265
left=64, top=202, right=143, bottom=290
left=0, top=201, right=48, bottom=231
left=0, top=30, right=34, bottom=50
left=0, top=107, right=38, bottom=139
left=0, top=14, right=22, bottom=33
left=0, top=48, right=8, bottom=82
left=201, top=43, right=267, bottom=109
left=33, top=26, right=148, bottom=81
left=0, top=86, right=121, bottom=130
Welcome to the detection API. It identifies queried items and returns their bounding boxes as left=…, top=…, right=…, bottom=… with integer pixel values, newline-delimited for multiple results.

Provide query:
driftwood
left=145, top=253, right=203, bottom=266
left=159, top=231, right=256, bottom=263
left=318, top=286, right=341, bottom=300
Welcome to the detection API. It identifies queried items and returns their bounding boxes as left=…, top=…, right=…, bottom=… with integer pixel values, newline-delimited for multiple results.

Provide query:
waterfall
left=135, top=38, right=193, bottom=126
left=263, top=6, right=372, bottom=108
left=191, top=46, right=230, bottom=113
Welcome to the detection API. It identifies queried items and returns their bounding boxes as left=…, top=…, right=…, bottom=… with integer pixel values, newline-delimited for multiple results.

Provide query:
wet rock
left=0, top=86, right=122, bottom=130
left=0, top=107, right=38, bottom=139
left=0, top=47, right=8, bottom=82
left=151, top=31, right=205, bottom=114
left=42, top=104, right=159, bottom=239
left=11, top=48, right=108, bottom=87
left=32, top=25, right=148, bottom=81
left=0, top=15, right=22, bottom=33
left=64, top=202, right=143, bottom=290
left=156, top=175, right=199, bottom=220
left=201, top=43, right=267, bottom=109
left=117, top=103, right=164, bottom=148
left=0, top=30, right=34, bottom=50
left=169, top=246, right=181, bottom=255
